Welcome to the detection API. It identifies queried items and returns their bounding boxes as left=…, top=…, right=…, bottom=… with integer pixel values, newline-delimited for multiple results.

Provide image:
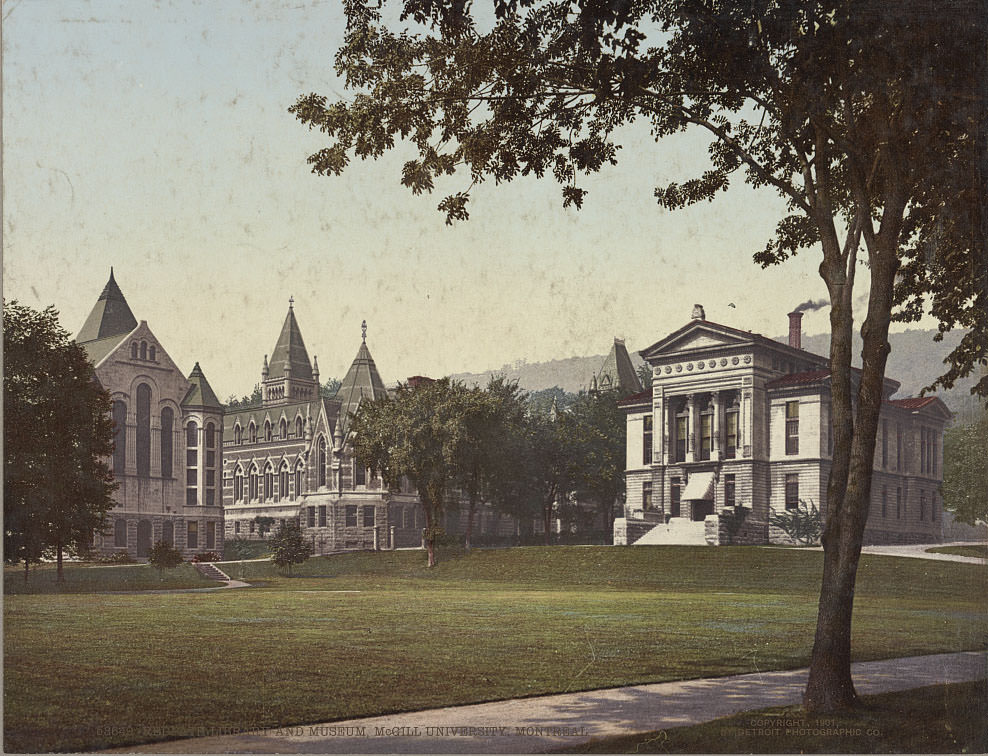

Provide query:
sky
left=2, top=0, right=915, bottom=401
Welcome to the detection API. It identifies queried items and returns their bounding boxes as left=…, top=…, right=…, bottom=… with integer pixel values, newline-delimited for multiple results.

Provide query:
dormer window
left=264, top=420, right=272, bottom=442
left=249, top=422, right=257, bottom=444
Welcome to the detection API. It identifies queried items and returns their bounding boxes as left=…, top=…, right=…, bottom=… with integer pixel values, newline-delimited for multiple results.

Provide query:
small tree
left=147, top=540, right=183, bottom=577
left=770, top=501, right=824, bottom=546
left=941, top=409, right=988, bottom=527
left=253, top=516, right=276, bottom=539
left=269, top=521, right=311, bottom=575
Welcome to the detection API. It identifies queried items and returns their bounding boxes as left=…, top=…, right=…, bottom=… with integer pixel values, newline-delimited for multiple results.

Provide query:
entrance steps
left=634, top=517, right=708, bottom=546
left=193, top=562, right=231, bottom=582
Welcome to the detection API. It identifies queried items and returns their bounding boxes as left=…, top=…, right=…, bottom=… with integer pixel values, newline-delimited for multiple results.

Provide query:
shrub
left=191, top=552, right=221, bottom=563
left=95, top=551, right=135, bottom=564
left=147, top=540, right=183, bottom=574
left=770, top=500, right=823, bottom=546
left=269, top=522, right=312, bottom=575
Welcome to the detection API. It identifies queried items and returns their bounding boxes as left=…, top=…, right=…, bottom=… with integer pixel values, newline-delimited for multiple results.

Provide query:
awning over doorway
left=682, top=472, right=715, bottom=501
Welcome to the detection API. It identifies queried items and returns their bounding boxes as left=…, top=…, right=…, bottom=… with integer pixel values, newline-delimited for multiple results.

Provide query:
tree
left=569, top=389, right=627, bottom=538
left=269, top=521, right=312, bottom=575
left=147, top=540, right=184, bottom=576
left=769, top=500, right=824, bottom=546
left=225, top=384, right=262, bottom=409
left=941, top=409, right=988, bottom=526
left=320, top=377, right=343, bottom=399
left=3, top=301, right=117, bottom=583
left=253, top=516, right=276, bottom=538
left=350, top=377, right=467, bottom=566
left=290, top=0, right=985, bottom=710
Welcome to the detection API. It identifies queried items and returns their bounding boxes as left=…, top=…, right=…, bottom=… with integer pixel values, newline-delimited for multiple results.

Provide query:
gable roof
left=182, top=362, right=223, bottom=409
left=76, top=269, right=139, bottom=343
left=596, top=338, right=643, bottom=394
left=640, top=318, right=828, bottom=365
left=266, top=303, right=314, bottom=381
left=80, top=332, right=133, bottom=366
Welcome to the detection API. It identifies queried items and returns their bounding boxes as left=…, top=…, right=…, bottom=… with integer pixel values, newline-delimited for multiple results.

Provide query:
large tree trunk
left=56, top=540, right=64, bottom=583
left=805, top=218, right=900, bottom=711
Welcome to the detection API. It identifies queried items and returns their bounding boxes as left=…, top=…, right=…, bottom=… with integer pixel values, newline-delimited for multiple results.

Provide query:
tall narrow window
left=724, top=474, right=736, bottom=508
left=280, top=418, right=288, bottom=440
left=140, top=341, right=148, bottom=360
left=205, top=422, right=216, bottom=507
left=295, top=416, right=304, bottom=438
left=279, top=464, right=289, bottom=502
left=355, top=461, right=366, bottom=487
left=642, top=480, right=653, bottom=511
left=249, top=422, right=257, bottom=444
left=235, top=424, right=243, bottom=445
left=112, top=400, right=127, bottom=476
left=699, top=411, right=712, bottom=461
left=264, top=421, right=272, bottom=442
left=345, top=505, right=358, bottom=527
left=206, top=521, right=216, bottom=549
left=363, top=506, right=375, bottom=527
left=162, top=521, right=173, bottom=545
left=160, top=407, right=174, bottom=478
left=264, top=464, right=274, bottom=500
left=319, top=505, right=327, bottom=526
left=130, top=343, right=138, bottom=359
left=294, top=465, right=303, bottom=500
left=785, top=401, right=799, bottom=455
left=249, top=465, right=258, bottom=501
left=186, top=421, right=198, bottom=506
left=148, top=345, right=156, bottom=361
left=234, top=470, right=244, bottom=502
left=114, top=518, right=127, bottom=547
left=675, top=413, right=688, bottom=463
left=187, top=521, right=198, bottom=549
left=642, top=415, right=653, bottom=465
left=725, top=405, right=739, bottom=459
left=670, top=477, right=681, bottom=517
left=136, top=384, right=151, bottom=478
left=318, top=438, right=327, bottom=488
left=785, top=473, right=799, bottom=511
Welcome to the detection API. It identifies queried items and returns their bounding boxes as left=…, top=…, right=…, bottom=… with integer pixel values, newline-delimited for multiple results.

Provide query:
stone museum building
left=615, top=305, right=951, bottom=546
left=78, top=270, right=226, bottom=559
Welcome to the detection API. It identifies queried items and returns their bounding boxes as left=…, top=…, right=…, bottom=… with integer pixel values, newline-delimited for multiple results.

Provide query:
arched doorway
left=137, top=520, right=152, bottom=557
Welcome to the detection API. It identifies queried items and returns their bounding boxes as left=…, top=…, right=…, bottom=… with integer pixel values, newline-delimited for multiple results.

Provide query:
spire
left=262, top=354, right=269, bottom=379
left=337, top=326, right=388, bottom=428
left=594, top=337, right=643, bottom=395
left=362, top=319, right=367, bottom=342
left=77, top=268, right=138, bottom=343
left=267, top=303, right=313, bottom=381
left=182, top=362, right=223, bottom=409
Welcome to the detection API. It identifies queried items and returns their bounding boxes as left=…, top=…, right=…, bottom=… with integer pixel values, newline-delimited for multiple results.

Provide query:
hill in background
left=452, top=328, right=983, bottom=422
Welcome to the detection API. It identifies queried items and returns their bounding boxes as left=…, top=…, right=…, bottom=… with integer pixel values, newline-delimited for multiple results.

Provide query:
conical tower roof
left=267, top=300, right=313, bottom=381
left=77, top=268, right=138, bottom=343
left=596, top=338, right=643, bottom=394
left=338, top=321, right=388, bottom=426
left=182, top=362, right=223, bottom=409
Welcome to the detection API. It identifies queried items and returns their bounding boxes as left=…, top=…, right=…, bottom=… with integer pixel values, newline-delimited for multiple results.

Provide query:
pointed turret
left=337, top=321, right=388, bottom=427
left=77, top=268, right=139, bottom=343
left=182, top=362, right=223, bottom=409
left=594, top=337, right=643, bottom=395
left=267, top=298, right=313, bottom=381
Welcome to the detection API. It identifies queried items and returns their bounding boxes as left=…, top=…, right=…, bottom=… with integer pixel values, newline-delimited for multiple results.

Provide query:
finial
left=289, top=295, right=294, bottom=309
left=691, top=304, right=706, bottom=320
left=361, top=319, right=367, bottom=342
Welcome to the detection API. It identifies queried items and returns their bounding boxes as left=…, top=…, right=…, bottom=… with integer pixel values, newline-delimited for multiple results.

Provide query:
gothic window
left=895, top=424, right=902, bottom=470
left=186, top=421, right=198, bottom=449
left=234, top=470, right=244, bottom=502
left=112, top=400, right=127, bottom=476
left=159, top=407, right=173, bottom=478
left=318, top=437, right=327, bottom=488
left=785, top=473, right=799, bottom=511
left=920, top=490, right=927, bottom=521
left=279, top=464, right=289, bottom=502
left=114, top=518, right=127, bottom=548
left=280, top=418, right=288, bottom=440
left=264, top=464, right=274, bottom=501
left=642, top=415, right=652, bottom=465
left=130, top=343, right=138, bottom=359
left=235, top=424, right=243, bottom=445
left=249, top=422, right=257, bottom=444
left=294, top=465, right=303, bottom=500
left=355, top=461, right=366, bottom=487
left=136, top=384, right=151, bottom=478
left=248, top=465, right=259, bottom=501
left=264, top=421, right=272, bottom=442
left=785, top=401, right=799, bottom=455
left=140, top=341, right=148, bottom=361
left=295, top=416, right=304, bottom=438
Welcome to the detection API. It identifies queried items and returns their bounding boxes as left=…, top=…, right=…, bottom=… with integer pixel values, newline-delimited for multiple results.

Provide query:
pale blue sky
left=3, top=0, right=889, bottom=400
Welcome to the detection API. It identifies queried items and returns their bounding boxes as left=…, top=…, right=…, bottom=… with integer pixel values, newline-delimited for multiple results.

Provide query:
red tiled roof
left=888, top=396, right=939, bottom=409
left=618, top=389, right=653, bottom=406
left=765, top=369, right=832, bottom=389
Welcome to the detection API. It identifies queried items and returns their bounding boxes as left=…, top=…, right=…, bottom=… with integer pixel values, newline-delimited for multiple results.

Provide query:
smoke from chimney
left=793, top=298, right=829, bottom=313
left=788, top=311, right=803, bottom=350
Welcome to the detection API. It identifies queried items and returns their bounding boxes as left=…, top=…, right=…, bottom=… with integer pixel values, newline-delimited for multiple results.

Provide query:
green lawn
left=560, top=680, right=988, bottom=753
left=3, top=562, right=215, bottom=594
left=927, top=544, right=988, bottom=559
left=221, top=539, right=272, bottom=561
left=4, top=546, right=986, bottom=752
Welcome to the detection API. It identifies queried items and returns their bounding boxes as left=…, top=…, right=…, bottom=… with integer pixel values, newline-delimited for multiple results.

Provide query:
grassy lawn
left=560, top=680, right=988, bottom=753
left=927, top=544, right=988, bottom=559
left=3, top=562, right=216, bottom=595
left=4, top=546, right=986, bottom=752
left=221, top=539, right=272, bottom=561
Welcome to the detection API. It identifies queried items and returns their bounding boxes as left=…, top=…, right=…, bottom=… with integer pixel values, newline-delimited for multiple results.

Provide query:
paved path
left=111, top=651, right=985, bottom=754
left=860, top=541, right=986, bottom=564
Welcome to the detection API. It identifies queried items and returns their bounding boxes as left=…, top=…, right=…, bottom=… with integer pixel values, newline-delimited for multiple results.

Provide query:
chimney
left=788, top=311, right=803, bottom=350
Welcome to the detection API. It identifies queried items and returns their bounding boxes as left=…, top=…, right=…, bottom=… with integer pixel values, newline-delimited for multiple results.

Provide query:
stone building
left=78, top=271, right=225, bottom=559
left=615, top=305, right=950, bottom=546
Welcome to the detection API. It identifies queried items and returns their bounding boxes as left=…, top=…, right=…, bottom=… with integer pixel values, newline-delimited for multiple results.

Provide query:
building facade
left=615, top=306, right=951, bottom=546
left=79, top=271, right=225, bottom=559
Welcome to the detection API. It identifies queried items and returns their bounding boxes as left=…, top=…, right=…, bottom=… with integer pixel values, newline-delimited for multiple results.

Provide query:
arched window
left=280, top=418, right=288, bottom=440
left=293, top=464, right=303, bottom=500
left=136, top=383, right=151, bottom=478
left=205, top=422, right=216, bottom=507
left=186, top=421, right=198, bottom=506
left=295, top=416, right=304, bottom=438
left=235, top=423, right=243, bottom=445
left=264, top=464, right=274, bottom=501
left=264, top=420, right=272, bottom=442
left=148, top=345, right=156, bottom=361
left=318, top=437, right=327, bottom=488
left=234, top=469, right=244, bottom=502
left=249, top=422, right=257, bottom=443
left=140, top=341, right=148, bottom=360
left=114, top=518, right=127, bottom=548
left=279, top=463, right=289, bottom=502
left=112, top=401, right=127, bottom=476
left=354, top=459, right=366, bottom=487
left=130, top=343, right=138, bottom=359
left=248, top=465, right=259, bottom=501
left=160, top=407, right=174, bottom=478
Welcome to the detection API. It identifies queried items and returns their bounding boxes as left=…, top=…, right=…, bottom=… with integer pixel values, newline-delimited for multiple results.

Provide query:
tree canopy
left=291, top=0, right=985, bottom=711
left=941, top=409, right=988, bottom=527
left=3, top=301, right=117, bottom=581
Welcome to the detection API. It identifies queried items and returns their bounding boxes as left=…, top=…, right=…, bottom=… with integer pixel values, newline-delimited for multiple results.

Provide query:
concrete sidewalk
left=112, top=651, right=985, bottom=754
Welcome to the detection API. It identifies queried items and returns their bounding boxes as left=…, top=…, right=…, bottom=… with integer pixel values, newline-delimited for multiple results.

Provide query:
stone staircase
left=193, top=562, right=231, bottom=582
left=633, top=517, right=708, bottom=546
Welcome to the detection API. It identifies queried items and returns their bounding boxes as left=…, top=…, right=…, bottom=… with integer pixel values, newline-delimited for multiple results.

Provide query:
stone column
left=711, top=392, right=722, bottom=461
left=686, top=394, right=697, bottom=463
left=741, top=389, right=752, bottom=457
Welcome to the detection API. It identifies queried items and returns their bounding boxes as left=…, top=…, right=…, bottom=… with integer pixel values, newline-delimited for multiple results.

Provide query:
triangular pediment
left=641, top=321, right=754, bottom=361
